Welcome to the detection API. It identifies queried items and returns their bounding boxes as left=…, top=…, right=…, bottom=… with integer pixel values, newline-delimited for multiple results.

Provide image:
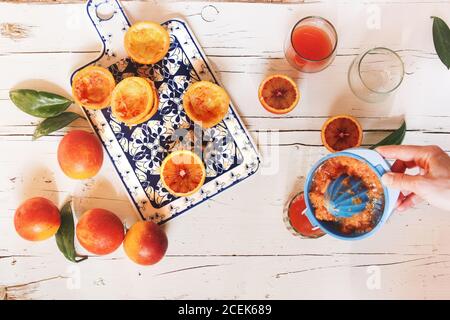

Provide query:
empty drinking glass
left=348, top=47, right=404, bottom=103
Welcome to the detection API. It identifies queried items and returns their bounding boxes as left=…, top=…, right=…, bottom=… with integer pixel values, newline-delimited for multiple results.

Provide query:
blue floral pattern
left=76, top=0, right=260, bottom=223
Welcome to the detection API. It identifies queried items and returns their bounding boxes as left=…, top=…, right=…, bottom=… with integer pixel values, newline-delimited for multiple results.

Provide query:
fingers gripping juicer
left=304, top=148, right=400, bottom=240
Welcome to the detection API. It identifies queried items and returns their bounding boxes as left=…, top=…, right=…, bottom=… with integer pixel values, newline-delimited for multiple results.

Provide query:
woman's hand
left=376, top=145, right=450, bottom=212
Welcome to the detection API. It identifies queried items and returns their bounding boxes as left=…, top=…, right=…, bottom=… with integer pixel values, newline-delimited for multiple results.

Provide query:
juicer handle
left=85, top=0, right=130, bottom=67
left=375, top=164, right=387, bottom=176
left=377, top=162, right=402, bottom=220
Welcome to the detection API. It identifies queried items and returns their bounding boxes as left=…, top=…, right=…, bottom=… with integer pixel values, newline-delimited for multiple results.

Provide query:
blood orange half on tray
left=127, top=79, right=159, bottom=125
left=183, top=81, right=230, bottom=128
left=111, top=76, right=157, bottom=126
left=258, top=74, right=300, bottom=114
left=124, top=21, right=171, bottom=65
left=160, top=150, right=206, bottom=197
left=72, top=66, right=116, bottom=110
left=321, top=115, right=363, bottom=152
left=72, top=5, right=261, bottom=222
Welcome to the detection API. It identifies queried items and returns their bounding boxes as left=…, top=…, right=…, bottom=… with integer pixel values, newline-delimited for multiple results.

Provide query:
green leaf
left=432, top=16, right=450, bottom=69
left=33, top=112, right=84, bottom=140
left=55, top=201, right=88, bottom=263
left=370, top=121, right=406, bottom=149
left=9, top=89, right=73, bottom=118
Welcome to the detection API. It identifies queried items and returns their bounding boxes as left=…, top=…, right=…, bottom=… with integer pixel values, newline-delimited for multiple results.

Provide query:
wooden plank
left=2, top=254, right=450, bottom=299
left=3, top=0, right=308, bottom=4
left=1, top=2, right=449, bottom=120
left=2, top=0, right=449, bottom=4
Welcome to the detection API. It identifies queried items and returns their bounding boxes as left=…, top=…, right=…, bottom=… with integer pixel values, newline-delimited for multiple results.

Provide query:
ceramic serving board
left=71, top=0, right=260, bottom=223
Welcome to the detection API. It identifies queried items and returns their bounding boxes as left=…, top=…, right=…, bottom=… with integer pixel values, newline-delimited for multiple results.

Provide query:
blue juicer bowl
left=303, top=148, right=400, bottom=240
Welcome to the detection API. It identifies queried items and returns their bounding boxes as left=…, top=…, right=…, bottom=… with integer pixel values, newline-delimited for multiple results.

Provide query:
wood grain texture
left=3, top=0, right=306, bottom=3
left=1, top=0, right=450, bottom=299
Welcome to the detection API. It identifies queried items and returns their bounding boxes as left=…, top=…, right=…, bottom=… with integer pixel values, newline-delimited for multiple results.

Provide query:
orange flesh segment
left=183, top=81, right=230, bottom=128
left=115, top=92, right=149, bottom=119
left=127, top=94, right=158, bottom=126
left=112, top=77, right=153, bottom=123
left=129, top=29, right=164, bottom=60
left=324, top=118, right=361, bottom=151
left=125, top=22, right=170, bottom=64
left=73, top=68, right=114, bottom=108
left=261, top=77, right=298, bottom=110
left=123, top=79, right=159, bottom=126
left=187, top=87, right=224, bottom=122
left=163, top=154, right=204, bottom=194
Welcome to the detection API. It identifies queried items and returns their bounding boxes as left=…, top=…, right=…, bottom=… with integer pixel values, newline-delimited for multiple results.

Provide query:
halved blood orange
left=72, top=66, right=116, bottom=110
left=124, top=21, right=170, bottom=65
left=111, top=77, right=154, bottom=125
left=321, top=115, right=363, bottom=152
left=258, top=74, right=300, bottom=114
left=183, top=81, right=230, bottom=128
left=124, top=79, right=159, bottom=126
left=160, top=150, right=206, bottom=197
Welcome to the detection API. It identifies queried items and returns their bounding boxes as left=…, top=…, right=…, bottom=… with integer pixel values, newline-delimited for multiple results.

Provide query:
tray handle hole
left=96, top=2, right=115, bottom=21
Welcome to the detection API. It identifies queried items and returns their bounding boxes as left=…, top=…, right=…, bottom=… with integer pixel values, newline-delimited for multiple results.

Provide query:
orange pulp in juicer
left=309, top=156, right=385, bottom=235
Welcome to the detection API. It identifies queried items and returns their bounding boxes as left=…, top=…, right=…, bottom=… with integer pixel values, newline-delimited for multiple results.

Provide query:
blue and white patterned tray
left=71, top=0, right=260, bottom=223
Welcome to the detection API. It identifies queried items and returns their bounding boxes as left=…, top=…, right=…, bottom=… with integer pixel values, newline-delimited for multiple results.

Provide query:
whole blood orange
left=57, top=130, right=104, bottom=179
left=183, top=81, right=230, bottom=128
left=72, top=66, right=115, bottom=110
left=321, top=115, right=363, bottom=152
left=76, top=208, right=124, bottom=255
left=123, top=221, right=168, bottom=266
left=111, top=77, right=155, bottom=125
left=258, top=74, right=300, bottom=114
left=14, top=197, right=61, bottom=241
left=160, top=150, right=206, bottom=197
left=124, top=21, right=170, bottom=65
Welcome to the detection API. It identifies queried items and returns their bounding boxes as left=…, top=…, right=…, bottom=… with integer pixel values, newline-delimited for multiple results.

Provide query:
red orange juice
left=285, top=17, right=337, bottom=73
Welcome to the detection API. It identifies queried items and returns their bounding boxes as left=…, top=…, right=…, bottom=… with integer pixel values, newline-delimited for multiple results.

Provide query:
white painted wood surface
left=1, top=0, right=450, bottom=299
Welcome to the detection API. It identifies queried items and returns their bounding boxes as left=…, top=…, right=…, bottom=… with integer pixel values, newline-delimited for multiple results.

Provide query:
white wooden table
left=1, top=0, right=450, bottom=300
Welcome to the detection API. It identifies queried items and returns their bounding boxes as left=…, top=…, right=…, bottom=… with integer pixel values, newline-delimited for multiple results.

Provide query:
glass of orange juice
left=284, top=16, right=338, bottom=73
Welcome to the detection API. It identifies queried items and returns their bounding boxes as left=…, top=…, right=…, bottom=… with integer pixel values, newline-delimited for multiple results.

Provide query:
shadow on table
left=328, top=80, right=401, bottom=117
left=18, top=164, right=59, bottom=207
left=10, top=79, right=72, bottom=100
left=262, top=55, right=303, bottom=82
left=71, top=176, right=140, bottom=229
left=71, top=176, right=172, bottom=234
left=328, top=91, right=405, bottom=146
